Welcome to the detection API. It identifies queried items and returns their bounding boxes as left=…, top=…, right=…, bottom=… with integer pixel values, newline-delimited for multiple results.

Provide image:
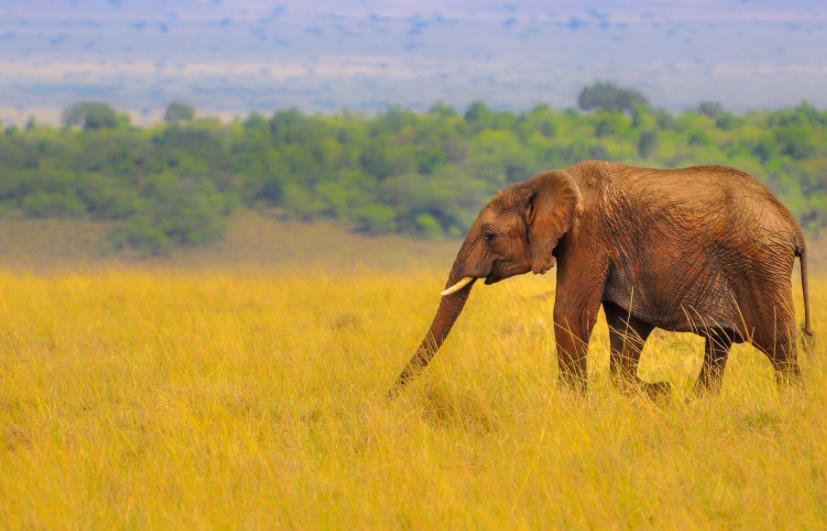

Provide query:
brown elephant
left=390, top=160, right=815, bottom=398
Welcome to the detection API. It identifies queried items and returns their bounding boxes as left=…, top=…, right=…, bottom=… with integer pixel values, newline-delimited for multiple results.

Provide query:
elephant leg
left=693, top=329, right=733, bottom=395
left=553, top=301, right=601, bottom=395
left=552, top=251, right=610, bottom=395
left=604, top=302, right=667, bottom=398
left=770, top=342, right=802, bottom=387
left=756, top=336, right=801, bottom=387
left=750, top=300, right=802, bottom=388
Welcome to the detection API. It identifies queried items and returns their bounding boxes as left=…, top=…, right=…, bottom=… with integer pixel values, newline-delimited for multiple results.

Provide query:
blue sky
left=1, top=1, right=826, bottom=122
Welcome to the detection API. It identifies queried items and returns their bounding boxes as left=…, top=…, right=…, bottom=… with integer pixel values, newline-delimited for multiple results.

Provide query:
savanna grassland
left=3, top=90, right=826, bottom=528
left=0, top=257, right=825, bottom=528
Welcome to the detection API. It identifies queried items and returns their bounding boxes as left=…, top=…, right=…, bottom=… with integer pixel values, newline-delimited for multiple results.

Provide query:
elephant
left=389, top=160, right=815, bottom=398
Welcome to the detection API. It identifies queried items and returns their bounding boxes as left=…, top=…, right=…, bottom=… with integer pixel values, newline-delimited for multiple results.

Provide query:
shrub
left=353, top=204, right=397, bottom=233
left=110, top=218, right=173, bottom=257
left=415, top=213, right=443, bottom=238
left=21, top=193, right=85, bottom=217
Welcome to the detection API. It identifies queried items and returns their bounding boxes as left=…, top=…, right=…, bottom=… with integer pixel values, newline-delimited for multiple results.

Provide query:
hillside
left=0, top=210, right=459, bottom=271
left=2, top=99, right=825, bottom=258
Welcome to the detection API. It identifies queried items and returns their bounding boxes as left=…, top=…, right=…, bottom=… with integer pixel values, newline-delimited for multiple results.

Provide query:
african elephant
left=390, top=160, right=814, bottom=398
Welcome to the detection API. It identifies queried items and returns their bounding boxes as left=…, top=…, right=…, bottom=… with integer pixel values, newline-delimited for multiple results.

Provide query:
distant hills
left=2, top=1, right=827, bottom=124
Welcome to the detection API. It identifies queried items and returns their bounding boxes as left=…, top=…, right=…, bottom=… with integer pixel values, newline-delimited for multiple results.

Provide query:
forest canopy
left=1, top=87, right=825, bottom=255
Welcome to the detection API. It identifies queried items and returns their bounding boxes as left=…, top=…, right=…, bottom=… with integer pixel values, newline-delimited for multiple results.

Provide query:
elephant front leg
left=553, top=302, right=600, bottom=394
left=552, top=254, right=608, bottom=395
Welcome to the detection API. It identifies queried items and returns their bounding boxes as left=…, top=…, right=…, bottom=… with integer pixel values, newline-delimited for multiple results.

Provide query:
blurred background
left=0, top=0, right=825, bottom=267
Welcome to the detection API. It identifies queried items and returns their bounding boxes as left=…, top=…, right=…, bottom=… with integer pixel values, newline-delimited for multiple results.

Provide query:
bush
left=21, top=193, right=85, bottom=218
left=77, top=177, right=142, bottom=219
left=415, top=213, right=442, bottom=238
left=353, top=204, right=397, bottom=233
left=110, top=218, right=173, bottom=257
left=159, top=194, right=227, bottom=246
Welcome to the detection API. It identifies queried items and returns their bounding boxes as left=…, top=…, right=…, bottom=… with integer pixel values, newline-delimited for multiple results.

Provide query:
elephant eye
left=483, top=231, right=495, bottom=244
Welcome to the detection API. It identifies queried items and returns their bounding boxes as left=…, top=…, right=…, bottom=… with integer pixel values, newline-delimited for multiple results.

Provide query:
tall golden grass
left=0, top=267, right=824, bottom=528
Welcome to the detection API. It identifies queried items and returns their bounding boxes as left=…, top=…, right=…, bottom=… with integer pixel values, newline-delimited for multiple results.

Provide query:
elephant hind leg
left=754, top=334, right=802, bottom=387
left=693, top=328, right=733, bottom=395
left=604, top=303, right=667, bottom=398
left=749, top=302, right=802, bottom=387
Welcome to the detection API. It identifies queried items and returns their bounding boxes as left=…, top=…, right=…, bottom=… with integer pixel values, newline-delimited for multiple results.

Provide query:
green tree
left=578, top=82, right=648, bottom=113
left=697, top=101, right=724, bottom=118
left=62, top=102, right=119, bottom=130
left=164, top=101, right=196, bottom=123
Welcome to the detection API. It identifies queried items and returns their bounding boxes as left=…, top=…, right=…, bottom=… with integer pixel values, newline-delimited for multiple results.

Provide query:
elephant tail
left=796, top=244, right=816, bottom=354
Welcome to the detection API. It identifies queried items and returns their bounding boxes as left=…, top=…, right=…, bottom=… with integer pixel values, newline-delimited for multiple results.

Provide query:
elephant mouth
left=484, top=260, right=503, bottom=284
left=441, top=261, right=510, bottom=293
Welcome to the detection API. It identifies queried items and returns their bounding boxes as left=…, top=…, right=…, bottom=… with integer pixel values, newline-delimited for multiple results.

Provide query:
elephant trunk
left=388, top=259, right=476, bottom=397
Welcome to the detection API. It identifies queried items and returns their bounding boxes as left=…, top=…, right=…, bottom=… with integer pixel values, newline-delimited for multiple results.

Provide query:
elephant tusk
left=441, top=276, right=474, bottom=296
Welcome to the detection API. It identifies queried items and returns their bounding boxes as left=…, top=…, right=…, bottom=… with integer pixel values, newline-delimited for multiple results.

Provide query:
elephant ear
left=522, top=170, right=584, bottom=274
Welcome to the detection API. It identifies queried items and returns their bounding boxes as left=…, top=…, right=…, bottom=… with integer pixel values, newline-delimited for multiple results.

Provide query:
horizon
left=4, top=95, right=826, bottom=130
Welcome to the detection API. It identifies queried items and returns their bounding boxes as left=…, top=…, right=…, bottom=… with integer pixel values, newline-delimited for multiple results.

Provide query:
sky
left=1, top=0, right=826, bottom=123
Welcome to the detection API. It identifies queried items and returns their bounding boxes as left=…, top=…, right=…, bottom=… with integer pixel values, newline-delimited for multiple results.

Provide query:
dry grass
left=0, top=267, right=824, bottom=528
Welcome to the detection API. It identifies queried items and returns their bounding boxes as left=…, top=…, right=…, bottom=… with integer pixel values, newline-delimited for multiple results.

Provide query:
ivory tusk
left=440, top=276, right=474, bottom=296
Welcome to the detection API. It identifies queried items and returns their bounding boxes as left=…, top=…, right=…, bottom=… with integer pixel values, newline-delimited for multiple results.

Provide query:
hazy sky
left=1, top=1, right=826, bottom=122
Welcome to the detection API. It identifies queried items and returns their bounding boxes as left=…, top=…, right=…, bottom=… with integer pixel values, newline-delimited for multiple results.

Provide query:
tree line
left=0, top=83, right=825, bottom=255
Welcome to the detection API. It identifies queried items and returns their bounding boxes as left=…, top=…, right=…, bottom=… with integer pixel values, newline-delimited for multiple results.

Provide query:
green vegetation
left=577, top=81, right=648, bottom=113
left=164, top=101, right=196, bottom=124
left=1, top=92, right=826, bottom=255
left=61, top=102, right=125, bottom=131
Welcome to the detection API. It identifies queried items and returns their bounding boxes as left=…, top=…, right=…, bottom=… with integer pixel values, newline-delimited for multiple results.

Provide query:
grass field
left=0, top=266, right=824, bottom=528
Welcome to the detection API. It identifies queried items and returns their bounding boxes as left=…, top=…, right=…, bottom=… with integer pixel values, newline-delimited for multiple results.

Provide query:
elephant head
left=389, top=169, right=583, bottom=396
